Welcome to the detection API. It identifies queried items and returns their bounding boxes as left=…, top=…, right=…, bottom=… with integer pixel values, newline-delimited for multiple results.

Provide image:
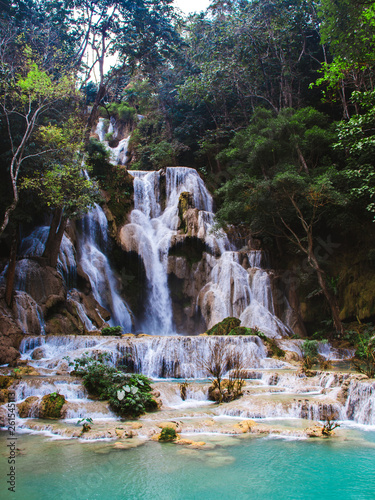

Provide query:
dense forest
left=0, top=0, right=375, bottom=347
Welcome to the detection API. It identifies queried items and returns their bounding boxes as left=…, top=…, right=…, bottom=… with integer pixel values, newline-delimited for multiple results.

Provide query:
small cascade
left=344, top=379, right=375, bottom=425
left=14, top=292, right=45, bottom=335
left=18, top=226, right=77, bottom=288
left=155, top=382, right=211, bottom=409
left=76, top=203, right=132, bottom=332
left=20, top=334, right=267, bottom=378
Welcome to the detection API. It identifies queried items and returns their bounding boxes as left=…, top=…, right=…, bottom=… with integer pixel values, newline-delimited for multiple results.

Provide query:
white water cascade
left=76, top=204, right=132, bottom=331
left=120, top=165, right=292, bottom=337
left=15, top=335, right=374, bottom=428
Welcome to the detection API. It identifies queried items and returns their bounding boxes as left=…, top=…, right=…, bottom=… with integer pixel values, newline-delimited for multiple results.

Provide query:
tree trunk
left=43, top=208, right=67, bottom=268
left=5, top=227, right=19, bottom=307
left=308, top=246, right=344, bottom=336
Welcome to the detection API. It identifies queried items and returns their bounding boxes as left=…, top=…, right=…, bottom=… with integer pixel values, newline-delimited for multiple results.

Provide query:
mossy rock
left=205, top=317, right=241, bottom=336
left=17, top=396, right=39, bottom=418
left=40, top=393, right=66, bottom=419
left=256, top=332, right=286, bottom=358
left=159, top=426, right=177, bottom=442
left=178, top=191, right=194, bottom=233
left=0, top=376, right=13, bottom=389
left=228, top=327, right=258, bottom=336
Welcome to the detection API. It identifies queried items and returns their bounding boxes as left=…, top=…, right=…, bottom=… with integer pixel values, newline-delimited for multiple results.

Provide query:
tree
left=198, top=341, right=245, bottom=403
left=22, top=118, right=100, bottom=267
left=216, top=108, right=346, bottom=334
left=0, top=44, right=79, bottom=237
left=316, top=0, right=375, bottom=117
left=177, top=0, right=324, bottom=171
left=71, top=0, right=181, bottom=140
left=335, top=90, right=375, bottom=219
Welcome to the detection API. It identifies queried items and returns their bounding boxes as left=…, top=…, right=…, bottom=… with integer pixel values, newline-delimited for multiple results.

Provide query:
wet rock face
left=14, top=259, right=66, bottom=314
left=0, top=289, right=23, bottom=365
left=17, top=396, right=40, bottom=418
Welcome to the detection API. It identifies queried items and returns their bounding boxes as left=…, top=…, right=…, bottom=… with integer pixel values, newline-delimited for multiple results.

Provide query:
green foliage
left=205, top=317, right=241, bottom=335
left=86, top=138, right=111, bottom=180
left=228, top=327, right=259, bottom=336
left=335, top=90, right=375, bottom=219
left=100, top=103, right=137, bottom=123
left=256, top=332, right=286, bottom=358
left=71, top=353, right=157, bottom=418
left=159, top=426, right=177, bottom=442
left=301, top=340, right=319, bottom=369
left=348, top=323, right=375, bottom=378
left=101, top=326, right=123, bottom=336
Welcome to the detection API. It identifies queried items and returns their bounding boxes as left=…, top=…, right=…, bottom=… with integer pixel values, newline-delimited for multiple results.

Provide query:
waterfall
left=19, top=334, right=267, bottom=378
left=76, top=204, right=132, bottom=331
left=121, top=165, right=293, bottom=336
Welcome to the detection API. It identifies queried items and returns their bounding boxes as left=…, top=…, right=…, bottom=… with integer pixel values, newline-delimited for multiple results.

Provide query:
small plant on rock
left=101, top=326, right=123, bottom=336
left=301, top=340, right=319, bottom=371
left=78, top=417, right=93, bottom=434
left=159, top=426, right=177, bottom=442
left=179, top=380, right=189, bottom=400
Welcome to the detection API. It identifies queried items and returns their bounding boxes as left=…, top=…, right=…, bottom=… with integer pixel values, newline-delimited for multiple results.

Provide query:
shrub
left=101, top=326, right=123, bottom=336
left=159, top=427, right=177, bottom=442
left=100, top=103, right=137, bottom=122
left=301, top=340, right=319, bottom=370
left=71, top=353, right=157, bottom=418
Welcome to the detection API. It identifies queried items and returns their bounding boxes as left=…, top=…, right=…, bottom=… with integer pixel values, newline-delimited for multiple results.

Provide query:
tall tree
left=216, top=108, right=346, bottom=334
left=71, top=0, right=181, bottom=140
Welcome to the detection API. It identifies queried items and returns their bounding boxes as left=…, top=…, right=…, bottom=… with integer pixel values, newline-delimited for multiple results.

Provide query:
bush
left=301, top=340, right=319, bottom=370
left=101, top=326, right=123, bottom=336
left=159, top=427, right=177, bottom=442
left=104, top=132, right=114, bottom=142
left=71, top=353, right=157, bottom=418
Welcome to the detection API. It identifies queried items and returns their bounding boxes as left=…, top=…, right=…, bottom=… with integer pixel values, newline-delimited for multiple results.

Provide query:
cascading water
left=120, top=164, right=292, bottom=336
left=76, top=204, right=132, bottom=331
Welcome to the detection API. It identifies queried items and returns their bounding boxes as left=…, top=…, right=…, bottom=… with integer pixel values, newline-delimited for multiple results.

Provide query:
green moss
left=178, top=192, right=192, bottom=233
left=257, top=332, right=286, bottom=357
left=101, top=326, right=123, bottom=336
left=206, top=317, right=241, bottom=335
left=0, top=376, right=13, bottom=389
left=40, top=393, right=66, bottom=419
left=228, top=327, right=258, bottom=335
left=104, top=165, right=134, bottom=228
left=159, top=427, right=177, bottom=442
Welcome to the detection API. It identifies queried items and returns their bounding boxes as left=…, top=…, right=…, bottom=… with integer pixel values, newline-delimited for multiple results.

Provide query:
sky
left=174, top=0, right=211, bottom=14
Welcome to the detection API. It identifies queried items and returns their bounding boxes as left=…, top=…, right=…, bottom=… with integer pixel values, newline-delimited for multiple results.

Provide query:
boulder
left=32, top=347, right=46, bottom=360
left=13, top=260, right=66, bottom=314
left=17, top=396, right=40, bottom=418
left=39, top=393, right=66, bottom=419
